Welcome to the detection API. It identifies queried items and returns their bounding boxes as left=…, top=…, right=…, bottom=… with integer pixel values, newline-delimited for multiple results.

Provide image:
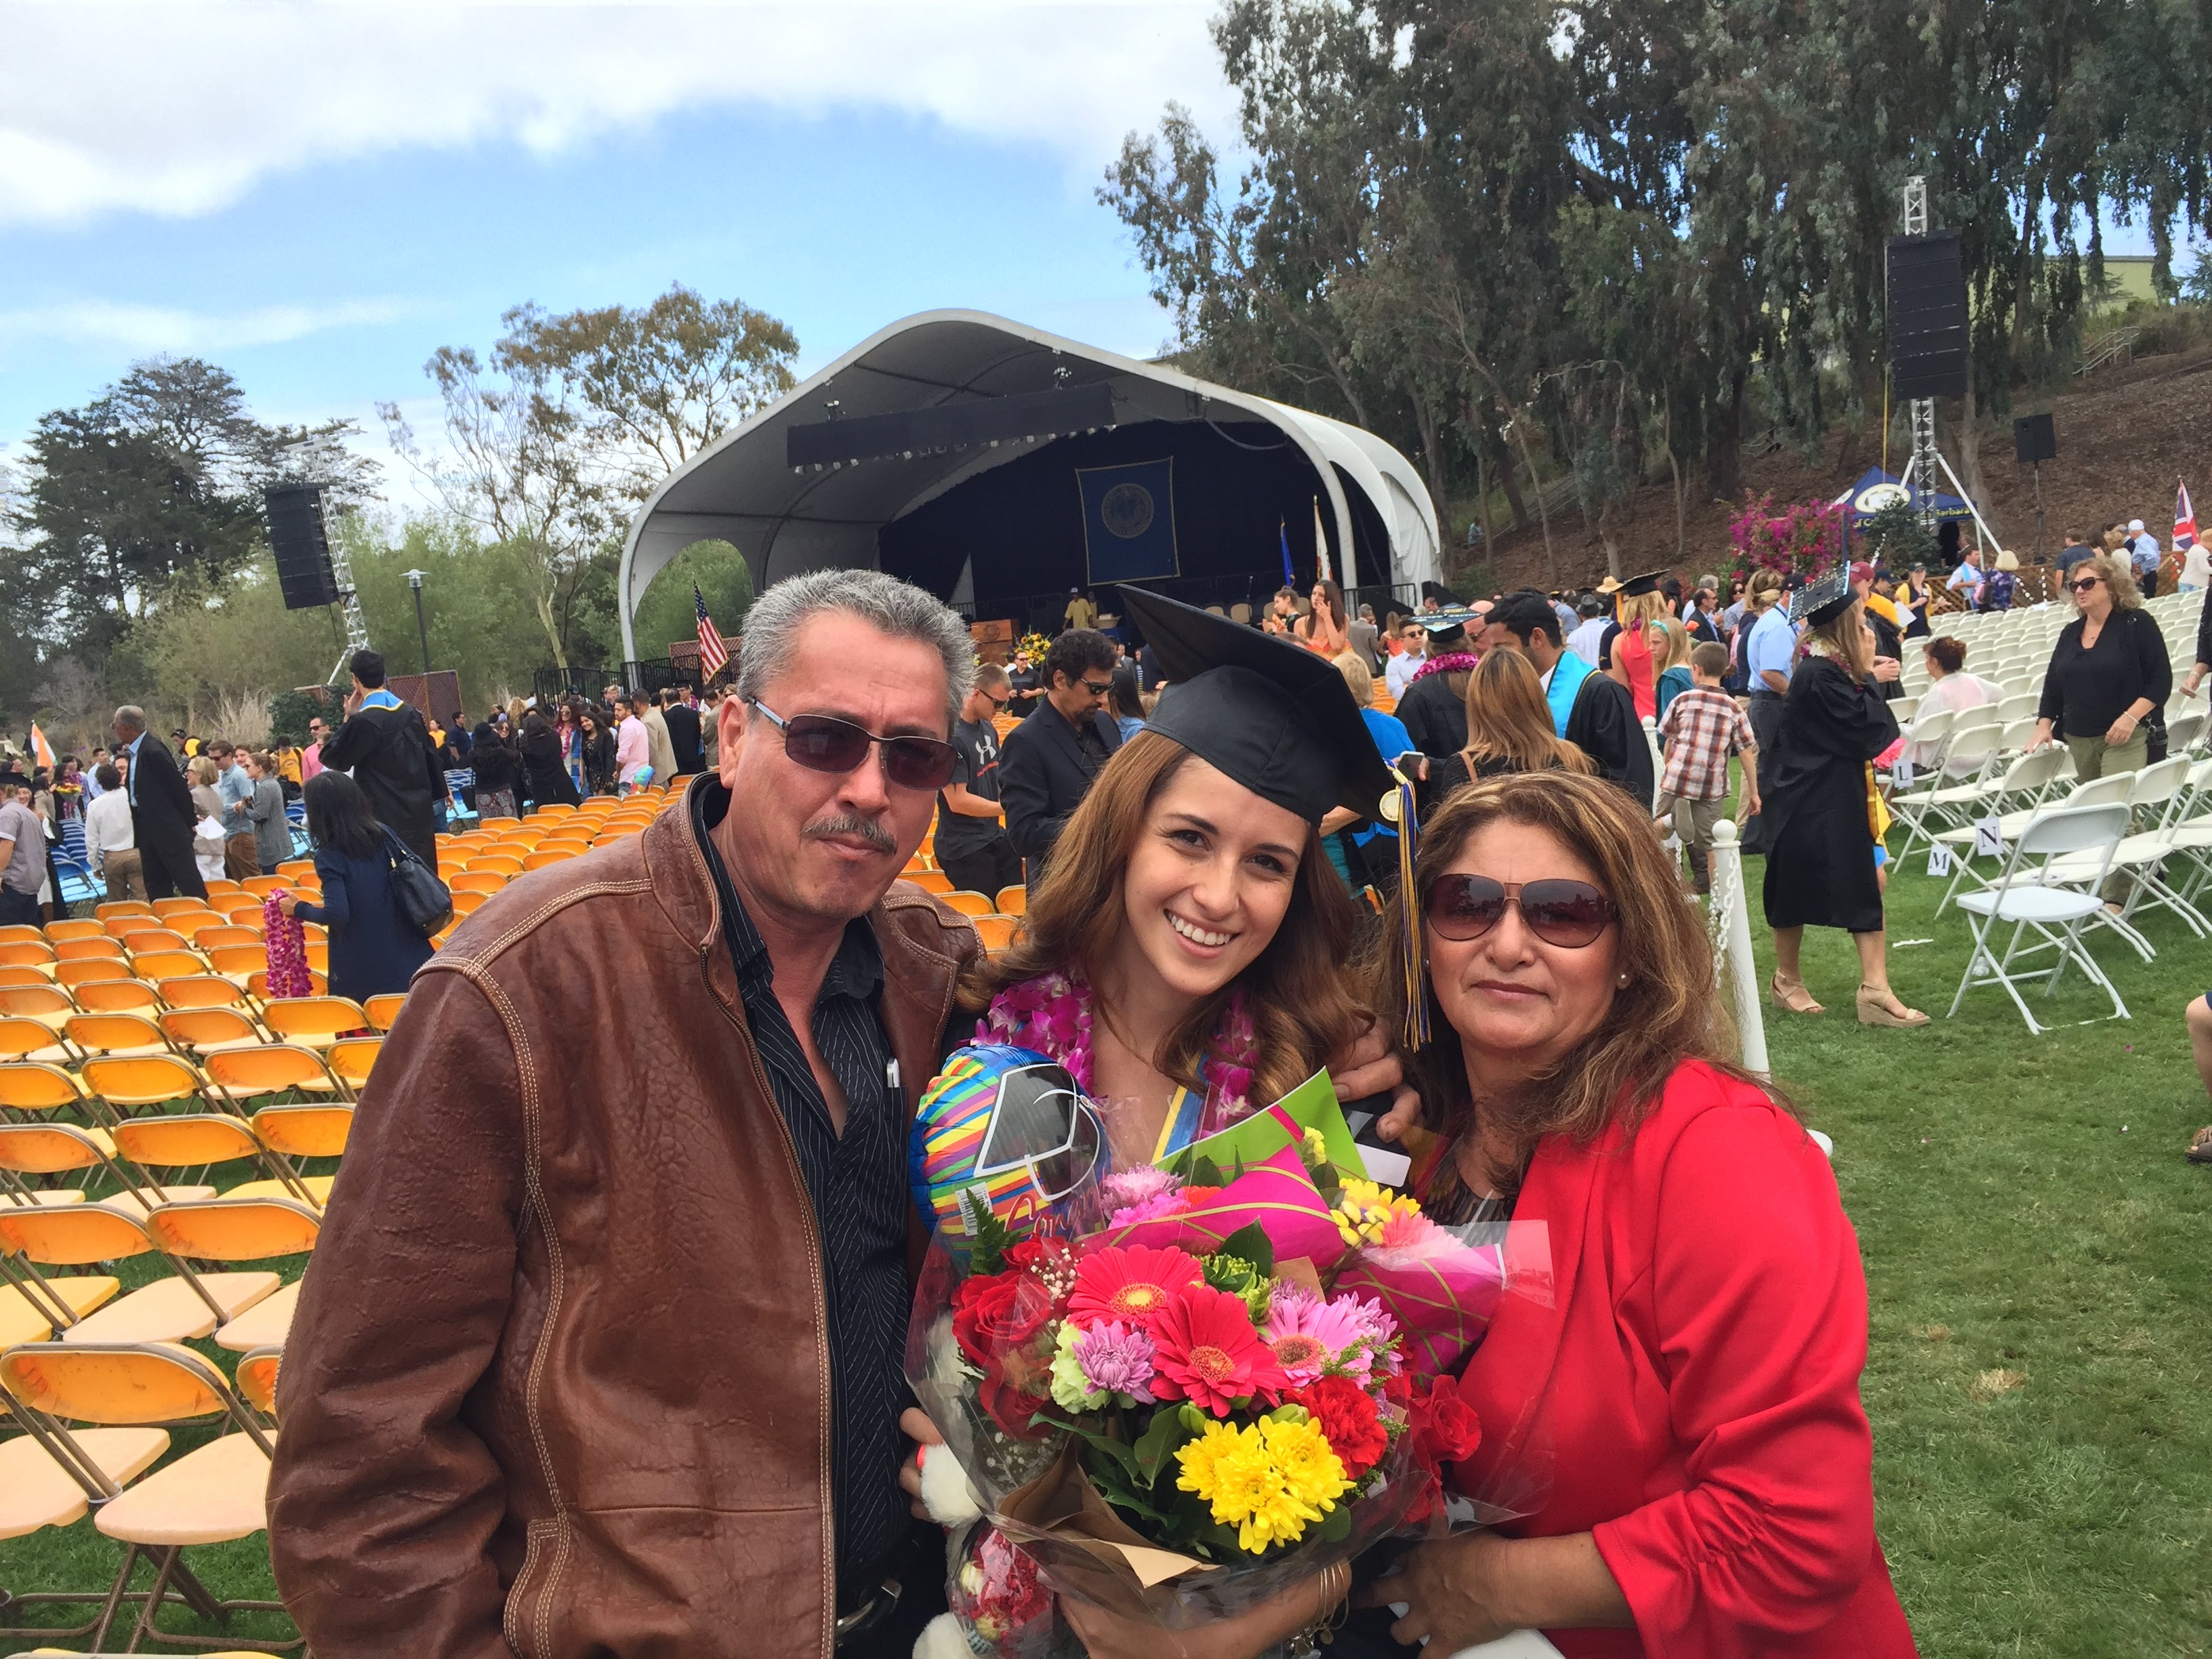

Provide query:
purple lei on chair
left=977, top=970, right=1259, bottom=1130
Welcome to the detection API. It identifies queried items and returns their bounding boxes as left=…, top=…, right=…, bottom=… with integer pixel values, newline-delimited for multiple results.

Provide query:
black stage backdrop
left=876, top=420, right=1388, bottom=629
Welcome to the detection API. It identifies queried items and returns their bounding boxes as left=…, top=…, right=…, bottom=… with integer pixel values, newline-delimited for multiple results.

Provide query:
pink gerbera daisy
left=1068, top=1245, right=1203, bottom=1331
left=1149, top=1282, right=1286, bottom=1415
left=1265, top=1292, right=1370, bottom=1385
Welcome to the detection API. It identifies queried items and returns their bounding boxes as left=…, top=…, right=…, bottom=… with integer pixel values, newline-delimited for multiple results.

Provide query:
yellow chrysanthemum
left=1332, top=1176, right=1422, bottom=1246
left=1258, top=1414, right=1351, bottom=1513
left=1301, top=1125, right=1330, bottom=1164
left=1174, top=1416, right=1349, bottom=1553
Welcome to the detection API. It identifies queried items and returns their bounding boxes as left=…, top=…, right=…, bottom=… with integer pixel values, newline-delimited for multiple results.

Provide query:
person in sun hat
left=1750, top=566, right=1924, bottom=1027
left=905, top=582, right=1421, bottom=1658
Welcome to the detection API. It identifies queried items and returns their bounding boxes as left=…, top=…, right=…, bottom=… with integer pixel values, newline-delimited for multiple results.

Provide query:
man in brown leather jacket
left=267, top=570, right=989, bottom=1657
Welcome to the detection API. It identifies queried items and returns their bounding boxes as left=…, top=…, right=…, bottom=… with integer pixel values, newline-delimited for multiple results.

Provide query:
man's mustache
left=802, top=811, right=896, bottom=853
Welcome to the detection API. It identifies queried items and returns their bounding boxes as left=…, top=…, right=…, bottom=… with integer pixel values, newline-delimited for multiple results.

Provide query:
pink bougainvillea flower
left=1068, top=1244, right=1202, bottom=1331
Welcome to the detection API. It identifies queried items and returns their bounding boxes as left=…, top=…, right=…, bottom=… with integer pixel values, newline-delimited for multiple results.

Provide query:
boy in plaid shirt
left=1657, top=642, right=1761, bottom=893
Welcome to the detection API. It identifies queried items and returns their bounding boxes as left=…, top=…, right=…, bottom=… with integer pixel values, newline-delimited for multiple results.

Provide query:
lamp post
left=404, top=569, right=431, bottom=674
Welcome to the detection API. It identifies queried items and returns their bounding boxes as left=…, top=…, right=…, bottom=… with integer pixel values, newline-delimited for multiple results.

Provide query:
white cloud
left=0, top=0, right=1233, bottom=229
left=0, top=297, right=410, bottom=352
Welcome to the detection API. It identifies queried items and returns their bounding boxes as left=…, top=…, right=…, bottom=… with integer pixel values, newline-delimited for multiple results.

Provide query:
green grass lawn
left=3, top=840, right=2210, bottom=1654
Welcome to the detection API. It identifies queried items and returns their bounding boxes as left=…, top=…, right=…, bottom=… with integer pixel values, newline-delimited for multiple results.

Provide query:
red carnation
left=1286, top=1376, right=1388, bottom=1477
left=952, top=1271, right=1055, bottom=1368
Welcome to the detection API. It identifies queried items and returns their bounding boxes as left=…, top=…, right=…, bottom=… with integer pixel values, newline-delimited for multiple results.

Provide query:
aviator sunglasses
left=746, top=697, right=960, bottom=791
left=1423, top=874, right=1617, bottom=949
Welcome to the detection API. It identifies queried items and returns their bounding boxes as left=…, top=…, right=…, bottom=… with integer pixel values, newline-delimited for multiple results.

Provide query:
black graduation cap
left=1618, top=569, right=1668, bottom=597
left=1791, top=565, right=1854, bottom=626
left=1114, top=586, right=1397, bottom=822
left=1410, top=608, right=1479, bottom=643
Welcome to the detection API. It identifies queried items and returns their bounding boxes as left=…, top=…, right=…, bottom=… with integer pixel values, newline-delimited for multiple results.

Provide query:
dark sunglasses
left=1424, top=874, right=1617, bottom=949
left=983, top=689, right=1012, bottom=710
left=2069, top=576, right=2101, bottom=593
left=1078, top=678, right=1113, bottom=697
left=747, top=697, right=960, bottom=792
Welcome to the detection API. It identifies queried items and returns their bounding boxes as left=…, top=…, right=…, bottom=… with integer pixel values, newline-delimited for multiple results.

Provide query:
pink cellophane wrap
left=263, top=893, right=312, bottom=1000
left=1092, top=1142, right=1345, bottom=1272
left=1334, top=1231, right=1509, bottom=1378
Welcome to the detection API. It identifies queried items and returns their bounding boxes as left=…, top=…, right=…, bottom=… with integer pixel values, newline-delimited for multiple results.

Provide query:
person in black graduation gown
left=1393, top=611, right=1481, bottom=756
left=1751, top=568, right=1927, bottom=1028
left=1479, top=591, right=1655, bottom=808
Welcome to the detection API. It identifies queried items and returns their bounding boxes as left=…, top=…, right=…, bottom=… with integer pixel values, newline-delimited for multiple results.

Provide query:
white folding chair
left=2035, top=756, right=2210, bottom=948
left=1948, top=803, right=2132, bottom=1034
left=1932, top=745, right=2079, bottom=913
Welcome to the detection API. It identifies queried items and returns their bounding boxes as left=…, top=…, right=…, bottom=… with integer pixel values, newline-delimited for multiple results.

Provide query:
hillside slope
left=1473, top=346, right=2212, bottom=590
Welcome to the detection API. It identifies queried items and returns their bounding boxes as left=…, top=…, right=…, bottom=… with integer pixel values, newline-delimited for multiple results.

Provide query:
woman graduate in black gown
left=1756, top=567, right=1927, bottom=1027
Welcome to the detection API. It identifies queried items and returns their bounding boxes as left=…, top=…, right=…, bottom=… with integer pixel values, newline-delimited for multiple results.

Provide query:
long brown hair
left=1805, top=598, right=1874, bottom=680
left=1311, top=579, right=1348, bottom=633
left=1460, top=649, right=1594, bottom=776
left=962, top=731, right=1369, bottom=1105
left=1368, top=771, right=1778, bottom=1202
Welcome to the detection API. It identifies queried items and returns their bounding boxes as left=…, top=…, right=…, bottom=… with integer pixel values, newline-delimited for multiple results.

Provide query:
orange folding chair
left=157, top=1004, right=264, bottom=1058
left=119, top=928, right=191, bottom=957
left=52, top=937, right=127, bottom=964
left=0, top=964, right=54, bottom=989
left=0, top=1120, right=207, bottom=1218
left=145, top=1195, right=323, bottom=1346
left=0, top=1063, right=95, bottom=1124
left=451, top=869, right=507, bottom=896
left=973, top=914, right=1021, bottom=953
left=326, top=1036, right=383, bottom=1096
left=995, top=886, right=1027, bottom=916
left=70, top=978, right=166, bottom=1017
left=0, top=941, right=55, bottom=973
left=363, top=992, right=405, bottom=1032
left=127, top=951, right=206, bottom=985
left=54, top=960, right=129, bottom=991
left=81, top=1053, right=215, bottom=1122
left=907, top=870, right=954, bottom=895
left=41, top=918, right=105, bottom=943
left=204, top=1044, right=343, bottom=1113
left=0, top=982, right=77, bottom=1033
left=148, top=898, right=203, bottom=920
left=940, top=890, right=994, bottom=918
left=111, top=1113, right=321, bottom=1210
left=186, top=923, right=262, bottom=954
left=60, top=1012, right=171, bottom=1061
left=205, top=943, right=266, bottom=983
left=260, top=996, right=368, bottom=1052
left=520, top=847, right=575, bottom=871
left=0, top=1341, right=292, bottom=1652
left=0, top=1016, right=73, bottom=1067
left=241, top=876, right=287, bottom=898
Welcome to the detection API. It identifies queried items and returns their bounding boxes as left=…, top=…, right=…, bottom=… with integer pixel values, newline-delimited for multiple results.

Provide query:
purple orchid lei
left=1410, top=650, right=1481, bottom=684
left=977, top=969, right=1260, bottom=1128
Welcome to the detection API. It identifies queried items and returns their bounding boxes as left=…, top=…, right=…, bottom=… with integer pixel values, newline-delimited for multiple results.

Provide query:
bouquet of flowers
left=909, top=1066, right=1542, bottom=1647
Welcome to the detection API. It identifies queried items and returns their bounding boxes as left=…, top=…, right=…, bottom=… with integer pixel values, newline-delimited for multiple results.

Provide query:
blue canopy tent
left=1833, top=467, right=1976, bottom=525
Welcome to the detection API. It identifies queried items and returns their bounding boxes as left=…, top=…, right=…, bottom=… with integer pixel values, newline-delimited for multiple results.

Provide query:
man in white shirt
left=1946, top=547, right=1984, bottom=596
left=2127, top=518, right=2163, bottom=595
left=81, top=761, right=142, bottom=900
left=1385, top=621, right=1427, bottom=699
left=1566, top=596, right=1611, bottom=665
left=2179, top=537, right=2210, bottom=594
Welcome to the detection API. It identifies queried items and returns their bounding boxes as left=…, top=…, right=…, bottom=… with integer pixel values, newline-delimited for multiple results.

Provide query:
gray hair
left=112, top=705, right=147, bottom=737
left=735, top=569, right=974, bottom=733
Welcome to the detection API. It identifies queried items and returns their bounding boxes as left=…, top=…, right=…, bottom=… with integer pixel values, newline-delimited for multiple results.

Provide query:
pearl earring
left=1616, top=972, right=1631, bottom=987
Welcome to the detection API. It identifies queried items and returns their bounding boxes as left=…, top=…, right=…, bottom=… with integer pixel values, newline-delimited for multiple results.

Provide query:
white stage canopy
left=618, top=309, right=1441, bottom=663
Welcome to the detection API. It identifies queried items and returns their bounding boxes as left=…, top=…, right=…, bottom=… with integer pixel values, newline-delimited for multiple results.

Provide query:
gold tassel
left=1381, top=769, right=1429, bottom=1051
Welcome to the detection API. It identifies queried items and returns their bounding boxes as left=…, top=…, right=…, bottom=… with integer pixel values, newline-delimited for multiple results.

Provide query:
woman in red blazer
left=1355, top=769, right=1917, bottom=1657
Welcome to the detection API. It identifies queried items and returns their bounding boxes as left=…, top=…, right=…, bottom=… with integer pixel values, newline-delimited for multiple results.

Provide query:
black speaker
left=264, top=484, right=341, bottom=610
left=2013, top=411, right=2057, bottom=464
left=1887, top=230, right=1969, bottom=399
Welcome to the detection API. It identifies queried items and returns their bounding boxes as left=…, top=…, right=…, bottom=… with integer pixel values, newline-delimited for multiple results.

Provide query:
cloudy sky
left=0, top=0, right=1233, bottom=479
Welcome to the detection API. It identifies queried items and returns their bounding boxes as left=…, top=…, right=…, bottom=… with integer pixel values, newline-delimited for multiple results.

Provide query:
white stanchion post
left=1708, top=819, right=1769, bottom=1078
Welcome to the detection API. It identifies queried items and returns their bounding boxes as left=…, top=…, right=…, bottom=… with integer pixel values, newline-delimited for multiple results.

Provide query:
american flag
left=695, top=585, right=731, bottom=681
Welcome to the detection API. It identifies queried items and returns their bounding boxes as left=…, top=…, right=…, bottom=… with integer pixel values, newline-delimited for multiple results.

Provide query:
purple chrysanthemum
left=1074, top=1320, right=1158, bottom=1401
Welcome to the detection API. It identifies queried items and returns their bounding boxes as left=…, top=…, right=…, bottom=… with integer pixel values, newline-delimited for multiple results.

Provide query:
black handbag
left=383, top=829, right=453, bottom=936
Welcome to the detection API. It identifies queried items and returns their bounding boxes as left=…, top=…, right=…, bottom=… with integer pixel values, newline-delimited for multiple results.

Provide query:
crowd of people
left=15, top=531, right=2212, bottom=1655
left=261, top=567, right=1917, bottom=1659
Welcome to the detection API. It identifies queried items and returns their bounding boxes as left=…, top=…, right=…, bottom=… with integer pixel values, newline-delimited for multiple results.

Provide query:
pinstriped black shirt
left=693, top=792, right=909, bottom=1594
